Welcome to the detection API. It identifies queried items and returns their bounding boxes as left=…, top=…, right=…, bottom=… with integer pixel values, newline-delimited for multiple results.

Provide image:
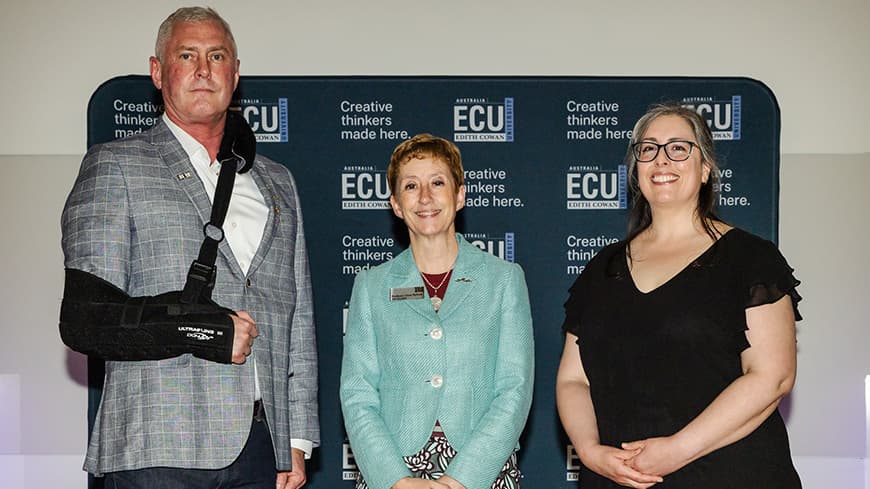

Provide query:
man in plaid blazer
left=61, top=7, right=318, bottom=489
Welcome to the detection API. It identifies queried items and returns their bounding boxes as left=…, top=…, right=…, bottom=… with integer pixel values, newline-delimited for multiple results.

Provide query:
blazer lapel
left=150, top=121, right=244, bottom=279
left=246, top=162, right=279, bottom=275
left=436, top=235, right=482, bottom=319
left=387, top=248, right=436, bottom=321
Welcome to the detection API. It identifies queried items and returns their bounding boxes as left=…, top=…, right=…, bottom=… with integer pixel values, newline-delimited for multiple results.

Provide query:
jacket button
left=430, top=374, right=443, bottom=388
left=429, top=327, right=443, bottom=340
left=245, top=278, right=252, bottom=287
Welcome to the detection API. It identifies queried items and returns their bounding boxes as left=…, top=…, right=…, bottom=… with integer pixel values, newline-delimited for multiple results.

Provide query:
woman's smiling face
left=636, top=114, right=711, bottom=210
left=390, top=155, right=466, bottom=241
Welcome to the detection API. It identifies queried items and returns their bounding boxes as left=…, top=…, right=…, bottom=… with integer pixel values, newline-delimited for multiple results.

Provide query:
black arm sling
left=59, top=112, right=256, bottom=364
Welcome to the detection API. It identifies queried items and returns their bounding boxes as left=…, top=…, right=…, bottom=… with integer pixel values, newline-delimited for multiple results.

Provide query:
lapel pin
left=270, top=190, right=281, bottom=214
left=176, top=171, right=192, bottom=181
left=455, top=277, right=472, bottom=283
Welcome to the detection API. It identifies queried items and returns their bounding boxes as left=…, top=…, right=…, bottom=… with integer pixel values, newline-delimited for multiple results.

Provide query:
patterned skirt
left=355, top=425, right=521, bottom=489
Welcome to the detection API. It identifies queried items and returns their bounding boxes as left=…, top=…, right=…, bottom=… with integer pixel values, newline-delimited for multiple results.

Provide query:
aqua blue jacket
left=340, top=234, right=534, bottom=489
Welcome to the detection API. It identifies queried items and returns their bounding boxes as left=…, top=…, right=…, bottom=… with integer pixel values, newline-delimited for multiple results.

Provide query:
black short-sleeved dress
left=562, top=228, right=802, bottom=488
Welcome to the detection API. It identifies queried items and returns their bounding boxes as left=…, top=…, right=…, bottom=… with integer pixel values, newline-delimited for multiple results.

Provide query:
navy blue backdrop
left=86, top=76, right=780, bottom=488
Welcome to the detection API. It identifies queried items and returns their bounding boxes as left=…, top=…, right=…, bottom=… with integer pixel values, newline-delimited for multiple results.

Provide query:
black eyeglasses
left=632, top=140, right=698, bottom=162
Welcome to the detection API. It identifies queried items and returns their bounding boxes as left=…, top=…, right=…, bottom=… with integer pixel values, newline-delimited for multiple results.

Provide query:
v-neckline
left=625, top=229, right=733, bottom=295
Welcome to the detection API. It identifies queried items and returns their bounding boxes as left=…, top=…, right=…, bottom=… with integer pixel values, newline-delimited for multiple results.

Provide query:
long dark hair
left=625, top=103, right=724, bottom=248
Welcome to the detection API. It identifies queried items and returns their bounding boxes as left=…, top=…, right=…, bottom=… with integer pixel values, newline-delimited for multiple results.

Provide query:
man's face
left=149, top=20, right=239, bottom=128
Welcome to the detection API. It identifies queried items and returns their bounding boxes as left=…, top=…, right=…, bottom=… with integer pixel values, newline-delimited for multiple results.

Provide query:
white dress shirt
left=163, top=114, right=313, bottom=458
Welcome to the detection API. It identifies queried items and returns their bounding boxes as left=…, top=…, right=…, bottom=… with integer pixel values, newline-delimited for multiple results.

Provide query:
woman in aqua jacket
left=340, top=133, right=534, bottom=489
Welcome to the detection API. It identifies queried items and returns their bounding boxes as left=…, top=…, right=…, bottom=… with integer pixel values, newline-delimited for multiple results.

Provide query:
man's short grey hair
left=155, top=7, right=237, bottom=63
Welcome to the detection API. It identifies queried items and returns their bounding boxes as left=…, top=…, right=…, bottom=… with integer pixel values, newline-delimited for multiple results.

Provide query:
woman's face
left=390, top=155, right=465, bottom=241
left=636, top=114, right=711, bottom=210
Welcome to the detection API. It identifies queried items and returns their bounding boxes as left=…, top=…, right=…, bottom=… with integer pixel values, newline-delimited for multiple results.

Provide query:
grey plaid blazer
left=61, top=120, right=319, bottom=475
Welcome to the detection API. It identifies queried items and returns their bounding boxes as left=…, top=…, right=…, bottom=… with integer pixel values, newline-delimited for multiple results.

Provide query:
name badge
left=390, top=286, right=425, bottom=301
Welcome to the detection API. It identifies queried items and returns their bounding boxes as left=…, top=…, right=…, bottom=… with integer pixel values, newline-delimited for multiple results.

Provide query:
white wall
left=1, top=1, right=867, bottom=487
left=3, top=0, right=869, bottom=156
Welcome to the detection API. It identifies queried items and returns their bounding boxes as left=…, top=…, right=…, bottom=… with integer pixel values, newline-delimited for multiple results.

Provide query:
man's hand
left=231, top=310, right=257, bottom=364
left=277, top=448, right=307, bottom=489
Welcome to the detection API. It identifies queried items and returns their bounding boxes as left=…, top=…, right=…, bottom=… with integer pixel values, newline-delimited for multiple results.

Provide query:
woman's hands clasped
left=391, top=477, right=450, bottom=489
left=390, top=475, right=466, bottom=489
left=622, top=436, right=691, bottom=479
left=578, top=443, right=664, bottom=489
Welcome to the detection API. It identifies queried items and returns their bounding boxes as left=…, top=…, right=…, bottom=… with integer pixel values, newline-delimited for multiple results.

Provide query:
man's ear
left=232, top=58, right=240, bottom=91
left=149, top=56, right=162, bottom=90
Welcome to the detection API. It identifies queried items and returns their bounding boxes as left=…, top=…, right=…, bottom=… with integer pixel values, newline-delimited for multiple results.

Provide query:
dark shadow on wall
left=65, top=348, right=106, bottom=489
left=779, top=392, right=793, bottom=423
left=64, top=349, right=88, bottom=386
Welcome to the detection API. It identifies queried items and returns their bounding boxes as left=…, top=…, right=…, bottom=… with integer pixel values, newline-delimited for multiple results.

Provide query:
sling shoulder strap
left=180, top=111, right=256, bottom=304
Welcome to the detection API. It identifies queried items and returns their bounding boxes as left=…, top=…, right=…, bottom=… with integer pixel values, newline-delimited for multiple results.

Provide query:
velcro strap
left=120, top=297, right=147, bottom=328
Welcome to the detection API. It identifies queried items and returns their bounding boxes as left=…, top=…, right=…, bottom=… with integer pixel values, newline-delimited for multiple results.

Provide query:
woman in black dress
left=556, top=103, right=802, bottom=488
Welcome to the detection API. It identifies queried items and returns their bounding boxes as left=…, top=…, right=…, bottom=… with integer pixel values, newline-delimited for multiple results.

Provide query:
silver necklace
left=421, top=270, right=451, bottom=311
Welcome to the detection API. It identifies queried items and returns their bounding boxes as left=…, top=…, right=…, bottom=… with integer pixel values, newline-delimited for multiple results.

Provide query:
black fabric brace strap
left=60, top=269, right=236, bottom=363
left=180, top=160, right=236, bottom=304
left=180, top=110, right=254, bottom=304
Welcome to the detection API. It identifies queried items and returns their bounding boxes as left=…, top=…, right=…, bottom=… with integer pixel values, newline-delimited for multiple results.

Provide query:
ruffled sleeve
left=742, top=235, right=803, bottom=321
left=561, top=242, right=623, bottom=340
